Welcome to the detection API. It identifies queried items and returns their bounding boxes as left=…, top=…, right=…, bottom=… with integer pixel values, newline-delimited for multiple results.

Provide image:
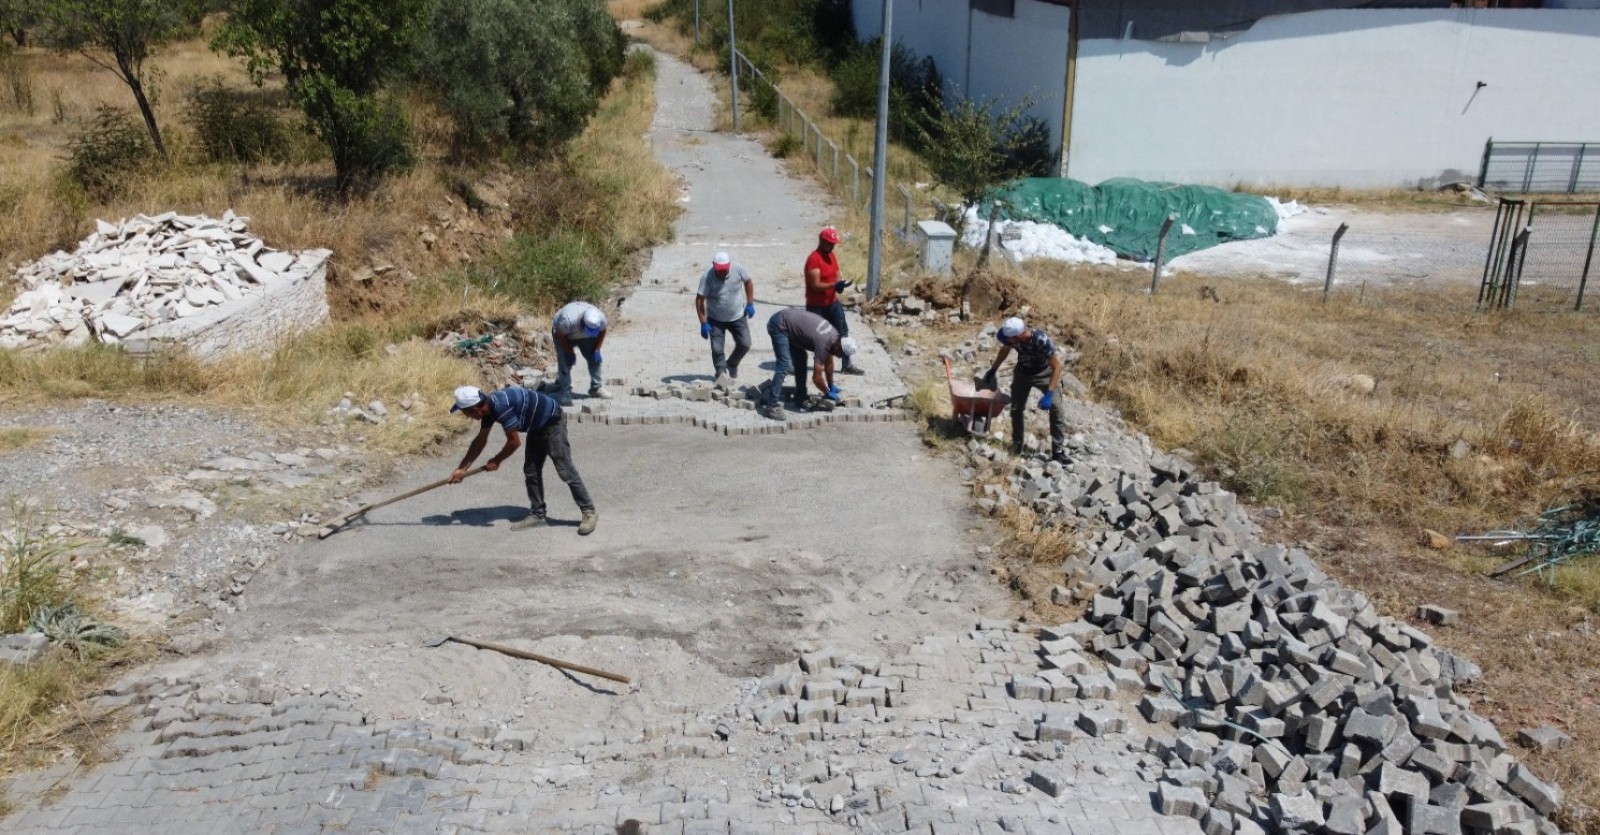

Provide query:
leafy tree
left=916, top=95, right=1054, bottom=231
left=215, top=0, right=433, bottom=192
left=0, top=0, right=41, bottom=47
left=413, top=0, right=623, bottom=154
left=38, top=0, right=185, bottom=157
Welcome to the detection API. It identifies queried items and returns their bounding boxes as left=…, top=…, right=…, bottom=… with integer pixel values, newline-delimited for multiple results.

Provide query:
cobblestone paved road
left=0, top=48, right=1200, bottom=835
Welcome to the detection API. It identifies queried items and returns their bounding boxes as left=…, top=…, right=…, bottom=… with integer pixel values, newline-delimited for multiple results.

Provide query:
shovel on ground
left=317, top=465, right=486, bottom=539
left=422, top=634, right=632, bottom=685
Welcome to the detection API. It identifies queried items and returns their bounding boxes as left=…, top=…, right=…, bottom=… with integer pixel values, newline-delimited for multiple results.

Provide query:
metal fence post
left=1578, top=204, right=1600, bottom=311
left=815, top=126, right=824, bottom=170
left=1477, top=138, right=1492, bottom=190
left=1505, top=227, right=1532, bottom=311
left=1323, top=223, right=1350, bottom=304
left=830, top=141, right=839, bottom=181
left=898, top=185, right=913, bottom=237
left=1150, top=217, right=1176, bottom=295
left=848, top=155, right=859, bottom=205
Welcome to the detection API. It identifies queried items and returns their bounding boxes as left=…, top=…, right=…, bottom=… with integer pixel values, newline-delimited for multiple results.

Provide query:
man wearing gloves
left=550, top=301, right=609, bottom=406
left=982, top=317, right=1069, bottom=465
left=757, top=308, right=857, bottom=421
left=448, top=385, right=597, bottom=535
left=804, top=226, right=863, bottom=376
left=695, top=251, right=757, bottom=387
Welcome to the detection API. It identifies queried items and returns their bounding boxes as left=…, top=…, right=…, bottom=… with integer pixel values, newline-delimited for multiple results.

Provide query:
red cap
left=819, top=227, right=841, bottom=244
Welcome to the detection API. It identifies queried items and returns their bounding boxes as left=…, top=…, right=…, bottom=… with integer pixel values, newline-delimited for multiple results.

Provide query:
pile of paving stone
left=969, top=442, right=1566, bottom=835
left=0, top=211, right=327, bottom=350
left=629, top=382, right=866, bottom=410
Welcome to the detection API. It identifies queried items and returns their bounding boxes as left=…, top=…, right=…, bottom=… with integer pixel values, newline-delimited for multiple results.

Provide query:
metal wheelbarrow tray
left=944, top=357, right=1010, bottom=436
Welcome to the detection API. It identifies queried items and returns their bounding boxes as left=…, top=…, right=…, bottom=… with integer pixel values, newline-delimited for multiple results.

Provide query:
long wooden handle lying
left=317, top=465, right=487, bottom=539
left=449, top=636, right=631, bottom=685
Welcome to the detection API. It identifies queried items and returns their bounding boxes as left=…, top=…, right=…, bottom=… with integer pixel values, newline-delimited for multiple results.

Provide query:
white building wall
left=853, top=4, right=1600, bottom=188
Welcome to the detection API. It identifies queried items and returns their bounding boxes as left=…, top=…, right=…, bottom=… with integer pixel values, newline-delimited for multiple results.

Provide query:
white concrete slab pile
left=0, top=211, right=331, bottom=361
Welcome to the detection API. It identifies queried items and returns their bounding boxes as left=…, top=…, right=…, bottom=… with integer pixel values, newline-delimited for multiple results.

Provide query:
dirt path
left=146, top=50, right=1009, bottom=744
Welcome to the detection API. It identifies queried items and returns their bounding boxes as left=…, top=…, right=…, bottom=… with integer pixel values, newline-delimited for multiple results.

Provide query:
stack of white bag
left=0, top=211, right=324, bottom=350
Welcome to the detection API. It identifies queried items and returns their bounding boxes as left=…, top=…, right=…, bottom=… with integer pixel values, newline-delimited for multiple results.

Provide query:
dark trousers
left=1010, top=366, right=1066, bottom=456
left=806, top=301, right=854, bottom=368
left=709, top=316, right=751, bottom=377
left=524, top=415, right=594, bottom=517
left=762, top=317, right=812, bottom=405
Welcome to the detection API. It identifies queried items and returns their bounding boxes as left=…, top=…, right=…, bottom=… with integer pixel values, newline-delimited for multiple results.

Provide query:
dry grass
left=0, top=428, right=48, bottom=454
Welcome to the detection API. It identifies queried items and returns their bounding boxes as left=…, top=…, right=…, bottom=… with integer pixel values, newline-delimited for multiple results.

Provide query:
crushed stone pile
left=1, top=211, right=328, bottom=350
left=966, top=440, right=1564, bottom=835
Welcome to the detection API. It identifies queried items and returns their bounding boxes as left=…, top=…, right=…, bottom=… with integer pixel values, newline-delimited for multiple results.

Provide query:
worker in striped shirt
left=449, top=385, right=597, bottom=535
left=982, top=317, right=1069, bottom=465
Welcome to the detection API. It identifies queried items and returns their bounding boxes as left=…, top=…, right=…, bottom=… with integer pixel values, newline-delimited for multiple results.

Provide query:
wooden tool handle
left=452, top=636, right=631, bottom=685
left=318, top=465, right=487, bottom=538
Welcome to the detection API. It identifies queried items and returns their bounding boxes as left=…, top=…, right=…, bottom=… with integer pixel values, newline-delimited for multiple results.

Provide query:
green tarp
left=979, top=177, right=1279, bottom=261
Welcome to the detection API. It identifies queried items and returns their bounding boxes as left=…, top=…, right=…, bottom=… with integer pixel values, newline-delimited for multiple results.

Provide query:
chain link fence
left=1480, top=199, right=1600, bottom=311
left=732, top=50, right=941, bottom=241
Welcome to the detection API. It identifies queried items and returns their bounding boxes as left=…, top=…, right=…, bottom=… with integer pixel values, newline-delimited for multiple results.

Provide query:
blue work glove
left=826, top=384, right=841, bottom=401
left=833, top=280, right=852, bottom=293
left=745, top=302, right=756, bottom=319
left=592, top=350, right=602, bottom=365
left=700, top=321, right=712, bottom=339
left=1038, top=390, right=1055, bottom=411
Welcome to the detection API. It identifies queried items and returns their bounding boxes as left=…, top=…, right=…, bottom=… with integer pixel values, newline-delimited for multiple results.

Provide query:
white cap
left=581, top=307, right=605, bottom=334
left=712, top=251, right=731, bottom=270
left=839, top=337, right=858, bottom=357
left=450, top=386, right=484, bottom=413
left=999, top=317, right=1026, bottom=338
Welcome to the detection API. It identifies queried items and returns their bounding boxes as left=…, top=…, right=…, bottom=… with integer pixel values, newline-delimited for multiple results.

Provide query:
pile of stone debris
left=968, top=439, right=1567, bottom=835
left=0, top=212, right=328, bottom=350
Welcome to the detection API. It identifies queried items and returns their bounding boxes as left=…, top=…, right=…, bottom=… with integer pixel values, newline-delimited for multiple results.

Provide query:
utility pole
left=865, top=0, right=893, bottom=299
left=728, top=0, right=739, bottom=133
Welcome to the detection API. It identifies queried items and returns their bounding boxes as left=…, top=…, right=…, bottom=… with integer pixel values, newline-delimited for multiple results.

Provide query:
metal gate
left=1479, top=198, right=1600, bottom=311
left=1478, top=140, right=1600, bottom=194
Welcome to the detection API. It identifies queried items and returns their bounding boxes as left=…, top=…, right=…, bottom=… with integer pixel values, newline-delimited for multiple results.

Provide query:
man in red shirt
left=804, top=227, right=863, bottom=375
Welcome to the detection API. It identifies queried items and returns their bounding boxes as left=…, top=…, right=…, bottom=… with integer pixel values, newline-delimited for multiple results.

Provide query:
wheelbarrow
left=943, top=357, right=1010, bottom=436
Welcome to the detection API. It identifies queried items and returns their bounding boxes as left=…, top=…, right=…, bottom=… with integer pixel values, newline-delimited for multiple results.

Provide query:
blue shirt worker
left=696, top=251, right=756, bottom=387
left=757, top=308, right=857, bottom=421
left=982, top=317, right=1069, bottom=465
left=551, top=301, right=610, bottom=406
left=449, top=385, right=597, bottom=535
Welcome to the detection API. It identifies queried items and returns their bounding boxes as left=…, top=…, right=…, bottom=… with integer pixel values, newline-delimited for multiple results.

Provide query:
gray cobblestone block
left=1109, top=667, right=1145, bottom=693
left=1254, top=741, right=1292, bottom=779
left=1007, top=676, right=1051, bottom=701
left=1515, top=725, right=1572, bottom=753
left=1461, top=800, right=1529, bottom=831
left=1172, top=734, right=1214, bottom=766
left=1045, top=652, right=1093, bottom=676
left=802, top=679, right=846, bottom=704
left=794, top=699, right=835, bottom=724
left=1404, top=802, right=1463, bottom=835
left=1027, top=767, right=1071, bottom=798
left=1343, top=708, right=1395, bottom=746
left=1037, top=714, right=1077, bottom=743
left=1271, top=790, right=1324, bottom=832
left=1408, top=745, right=1457, bottom=782
left=1158, top=783, right=1208, bottom=819
left=1140, top=695, right=1184, bottom=724
left=1073, top=674, right=1115, bottom=700
left=1076, top=708, right=1126, bottom=737
left=1507, top=763, right=1562, bottom=815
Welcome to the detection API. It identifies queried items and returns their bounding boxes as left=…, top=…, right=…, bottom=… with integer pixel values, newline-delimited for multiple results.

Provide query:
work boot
left=1050, top=451, right=1072, bottom=467
left=577, top=510, right=598, bottom=536
left=758, top=402, right=787, bottom=421
left=713, top=372, right=735, bottom=388
left=839, top=364, right=866, bottom=376
left=587, top=385, right=612, bottom=399
left=510, top=514, right=547, bottom=531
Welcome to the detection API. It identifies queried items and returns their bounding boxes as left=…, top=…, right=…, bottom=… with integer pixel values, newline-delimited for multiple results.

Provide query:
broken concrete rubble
left=1, top=212, right=330, bottom=359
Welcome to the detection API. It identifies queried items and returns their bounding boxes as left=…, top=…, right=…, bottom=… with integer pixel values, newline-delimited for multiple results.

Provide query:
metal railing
left=1479, top=197, right=1600, bottom=311
left=732, top=50, right=935, bottom=240
left=1478, top=140, right=1600, bottom=195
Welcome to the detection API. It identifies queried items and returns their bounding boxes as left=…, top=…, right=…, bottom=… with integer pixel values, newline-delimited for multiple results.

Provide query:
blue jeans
left=554, top=335, right=601, bottom=396
left=763, top=316, right=809, bottom=406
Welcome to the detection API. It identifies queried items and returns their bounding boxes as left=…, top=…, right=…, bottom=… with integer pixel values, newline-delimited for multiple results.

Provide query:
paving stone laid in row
left=3, top=621, right=1200, bottom=834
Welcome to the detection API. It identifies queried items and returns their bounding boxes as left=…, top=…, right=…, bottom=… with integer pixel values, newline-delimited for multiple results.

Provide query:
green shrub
left=66, top=106, right=152, bottom=201
left=0, top=503, right=70, bottom=635
left=769, top=132, right=799, bottom=159
left=413, top=0, right=626, bottom=155
left=185, top=78, right=290, bottom=163
left=740, top=52, right=781, bottom=123
left=470, top=232, right=611, bottom=309
left=323, top=90, right=414, bottom=192
left=828, top=40, right=941, bottom=150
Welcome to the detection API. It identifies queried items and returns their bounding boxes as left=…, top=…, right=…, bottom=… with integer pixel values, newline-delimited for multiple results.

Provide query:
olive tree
left=38, top=0, right=185, bottom=157
left=413, top=0, right=624, bottom=154
left=215, top=0, right=433, bottom=192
